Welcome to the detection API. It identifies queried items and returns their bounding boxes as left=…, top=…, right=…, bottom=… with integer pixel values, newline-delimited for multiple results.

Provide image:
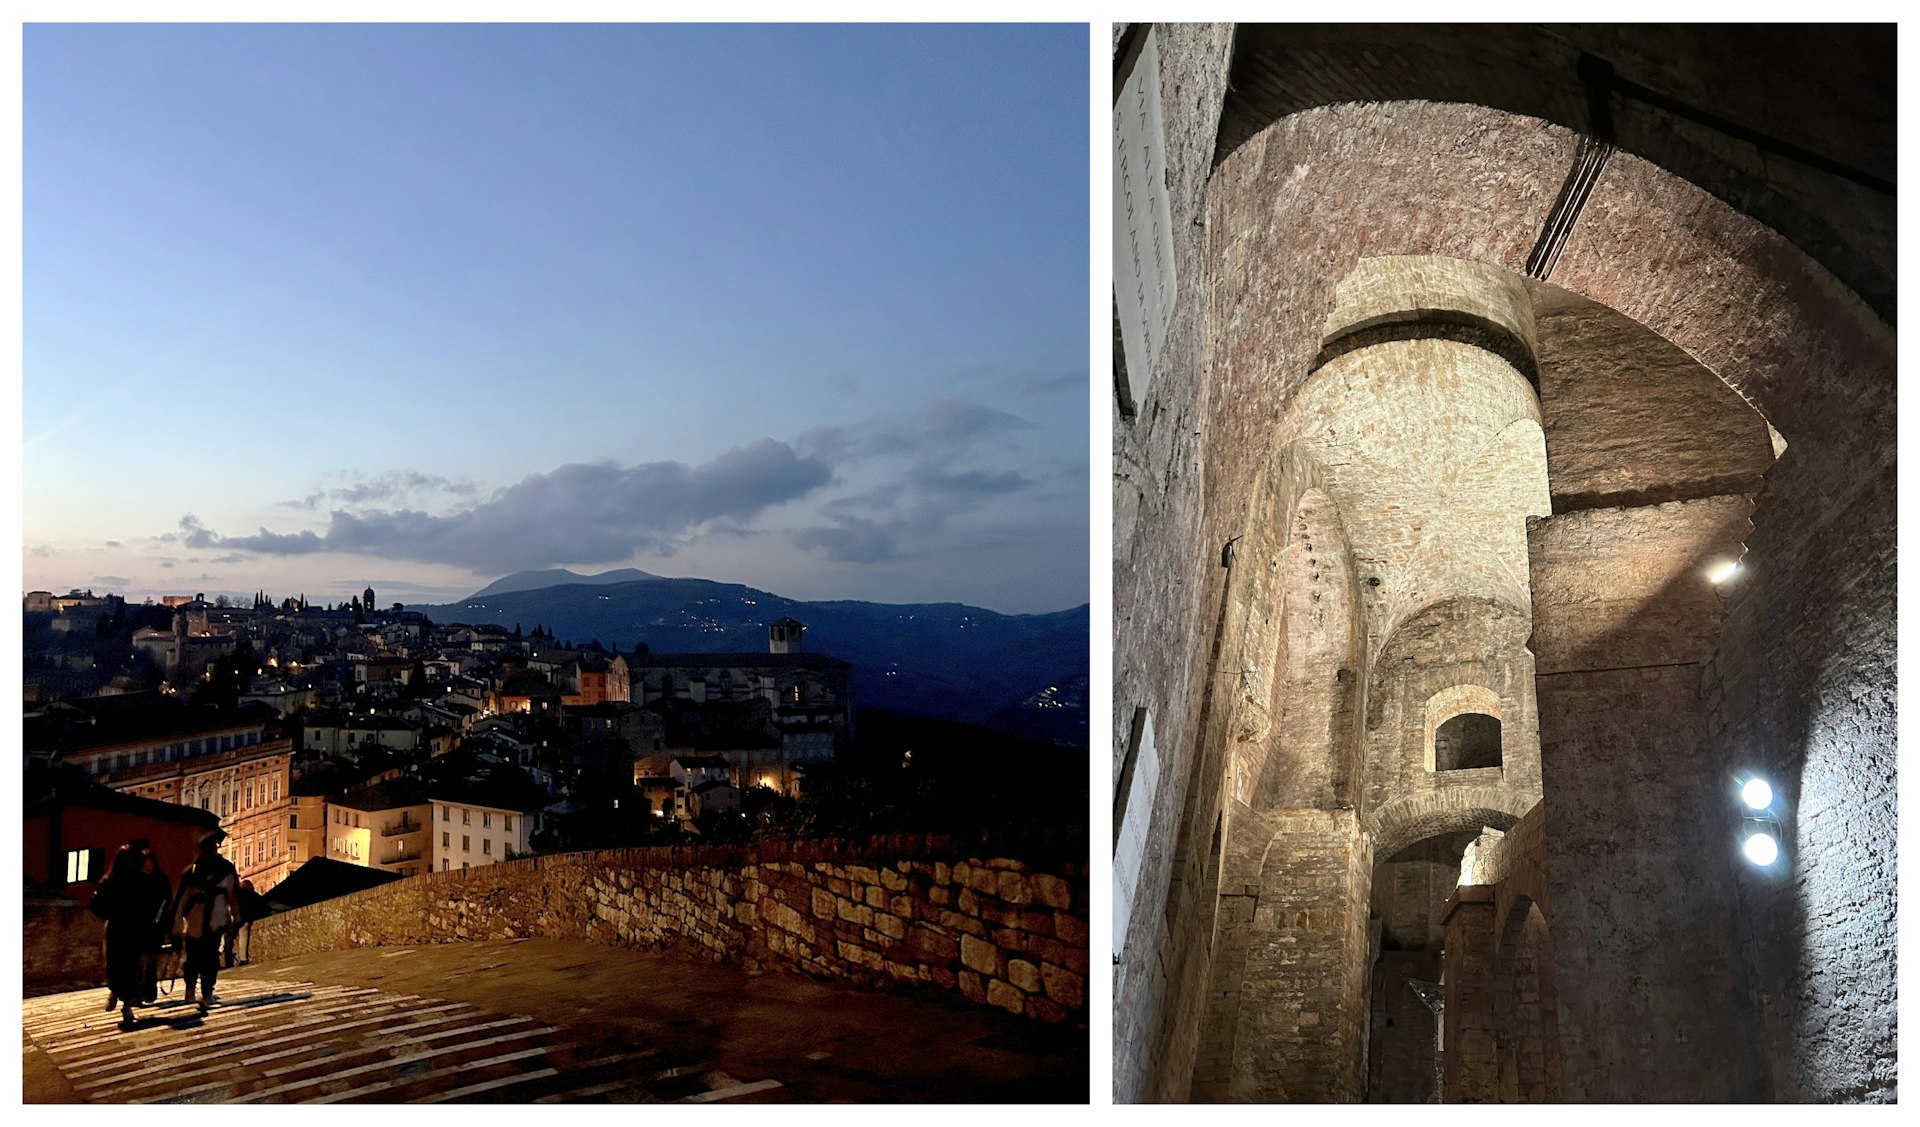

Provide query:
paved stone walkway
left=23, top=938, right=1085, bottom=1103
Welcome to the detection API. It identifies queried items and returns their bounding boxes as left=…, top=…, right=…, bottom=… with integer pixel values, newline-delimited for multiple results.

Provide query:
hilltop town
left=24, top=585, right=857, bottom=898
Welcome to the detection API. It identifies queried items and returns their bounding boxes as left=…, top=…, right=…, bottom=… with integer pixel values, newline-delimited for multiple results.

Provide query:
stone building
left=1111, top=25, right=1893, bottom=1104
left=75, top=719, right=295, bottom=892
left=627, top=619, right=853, bottom=775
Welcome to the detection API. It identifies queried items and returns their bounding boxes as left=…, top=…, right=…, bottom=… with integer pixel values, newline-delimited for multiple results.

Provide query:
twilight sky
left=23, top=23, right=1089, bottom=616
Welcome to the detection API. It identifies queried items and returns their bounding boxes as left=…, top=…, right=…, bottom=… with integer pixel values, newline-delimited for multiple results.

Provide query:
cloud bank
left=176, top=439, right=831, bottom=573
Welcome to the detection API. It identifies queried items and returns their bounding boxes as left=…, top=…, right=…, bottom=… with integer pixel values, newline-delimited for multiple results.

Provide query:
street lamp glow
left=1741, top=778, right=1773, bottom=810
left=1742, top=832, right=1780, bottom=866
left=1707, top=559, right=1742, bottom=584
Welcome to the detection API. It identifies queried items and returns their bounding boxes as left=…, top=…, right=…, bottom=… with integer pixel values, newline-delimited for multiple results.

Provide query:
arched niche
left=1427, top=685, right=1504, bottom=773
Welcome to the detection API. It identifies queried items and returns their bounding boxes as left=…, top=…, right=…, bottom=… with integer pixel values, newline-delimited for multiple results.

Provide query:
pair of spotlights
left=1738, top=776, right=1783, bottom=867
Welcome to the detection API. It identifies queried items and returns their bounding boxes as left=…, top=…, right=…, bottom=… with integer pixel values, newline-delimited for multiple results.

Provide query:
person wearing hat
left=171, top=829, right=239, bottom=1013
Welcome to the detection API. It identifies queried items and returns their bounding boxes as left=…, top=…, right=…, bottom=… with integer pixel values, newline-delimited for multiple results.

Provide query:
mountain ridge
left=418, top=571, right=1088, bottom=748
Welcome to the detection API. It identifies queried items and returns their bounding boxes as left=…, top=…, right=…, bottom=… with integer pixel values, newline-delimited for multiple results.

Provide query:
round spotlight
left=1707, top=560, right=1742, bottom=584
left=1742, top=832, right=1780, bottom=866
left=1741, top=778, right=1773, bottom=810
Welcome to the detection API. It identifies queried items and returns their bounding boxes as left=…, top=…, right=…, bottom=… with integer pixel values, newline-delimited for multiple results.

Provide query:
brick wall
left=250, top=837, right=1087, bottom=1025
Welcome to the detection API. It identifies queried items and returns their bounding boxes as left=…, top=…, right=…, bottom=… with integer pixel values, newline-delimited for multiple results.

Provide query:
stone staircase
left=23, top=979, right=787, bottom=1104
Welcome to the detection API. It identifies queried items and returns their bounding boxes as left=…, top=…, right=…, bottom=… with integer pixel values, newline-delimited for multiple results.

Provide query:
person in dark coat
left=90, top=842, right=172, bottom=1029
left=172, top=829, right=238, bottom=1013
left=133, top=842, right=173, bottom=1004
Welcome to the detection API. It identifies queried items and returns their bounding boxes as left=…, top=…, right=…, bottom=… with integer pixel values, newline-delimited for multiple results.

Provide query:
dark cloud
left=334, top=471, right=479, bottom=505
left=103, top=540, right=122, bottom=548
left=278, top=471, right=478, bottom=510
left=797, top=399, right=1031, bottom=463
left=909, top=467, right=1034, bottom=496
left=786, top=400, right=1052, bottom=567
left=791, top=518, right=900, bottom=564
left=93, top=575, right=130, bottom=587
left=178, top=514, right=218, bottom=549
left=207, top=552, right=252, bottom=564
left=183, top=439, right=832, bottom=573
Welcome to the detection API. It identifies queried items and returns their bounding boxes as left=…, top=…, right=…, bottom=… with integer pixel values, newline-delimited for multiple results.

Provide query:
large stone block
left=961, top=934, right=1002, bottom=976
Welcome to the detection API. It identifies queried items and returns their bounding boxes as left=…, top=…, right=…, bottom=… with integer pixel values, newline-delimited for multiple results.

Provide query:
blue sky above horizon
left=24, top=22, right=1089, bottom=616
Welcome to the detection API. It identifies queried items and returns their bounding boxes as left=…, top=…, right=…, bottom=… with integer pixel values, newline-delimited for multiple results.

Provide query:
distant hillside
left=469, top=568, right=661, bottom=598
left=417, top=576, right=1088, bottom=749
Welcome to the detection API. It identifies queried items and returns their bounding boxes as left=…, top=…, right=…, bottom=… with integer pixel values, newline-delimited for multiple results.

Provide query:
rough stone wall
left=1531, top=286, right=1776, bottom=511
left=1368, top=948, right=1441, bottom=1103
left=1553, top=145, right=1895, bottom=1104
left=1361, top=599, right=1542, bottom=820
left=1708, top=455, right=1898, bottom=1102
left=23, top=899, right=109, bottom=996
left=1440, top=887, right=1499, bottom=1101
left=1223, top=809, right=1373, bottom=1102
left=1495, top=901, right=1561, bottom=1103
left=1528, top=496, right=1753, bottom=675
left=1108, top=21, right=1237, bottom=1104
left=250, top=839, right=1088, bottom=1025
left=1373, top=832, right=1473, bottom=949
left=1532, top=665, right=1763, bottom=1100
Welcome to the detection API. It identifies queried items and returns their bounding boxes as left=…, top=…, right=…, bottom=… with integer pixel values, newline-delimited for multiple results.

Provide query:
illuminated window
left=65, top=849, right=94, bottom=884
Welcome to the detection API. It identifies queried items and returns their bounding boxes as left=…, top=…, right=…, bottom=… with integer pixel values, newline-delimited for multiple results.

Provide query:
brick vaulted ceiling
left=1213, top=25, right=1896, bottom=323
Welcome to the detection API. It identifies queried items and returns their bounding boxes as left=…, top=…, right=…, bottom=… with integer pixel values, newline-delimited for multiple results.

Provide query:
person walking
left=89, top=842, right=173, bottom=1029
left=172, top=830, right=239, bottom=1014
left=131, top=841, right=174, bottom=1006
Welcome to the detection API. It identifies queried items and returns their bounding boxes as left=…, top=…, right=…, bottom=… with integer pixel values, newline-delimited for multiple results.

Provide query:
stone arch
left=1364, top=788, right=1532, bottom=862
left=1494, top=897, right=1562, bottom=1103
left=1216, top=445, right=1363, bottom=814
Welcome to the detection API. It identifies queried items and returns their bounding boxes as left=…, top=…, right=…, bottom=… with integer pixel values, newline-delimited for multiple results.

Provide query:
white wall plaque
left=1112, top=28, right=1178, bottom=416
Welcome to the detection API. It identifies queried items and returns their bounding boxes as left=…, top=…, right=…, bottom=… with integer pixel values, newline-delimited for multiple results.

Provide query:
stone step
left=23, top=978, right=782, bottom=1104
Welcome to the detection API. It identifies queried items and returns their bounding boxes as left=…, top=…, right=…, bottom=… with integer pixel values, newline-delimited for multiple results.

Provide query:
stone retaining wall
left=250, top=836, right=1088, bottom=1024
left=23, top=897, right=108, bottom=996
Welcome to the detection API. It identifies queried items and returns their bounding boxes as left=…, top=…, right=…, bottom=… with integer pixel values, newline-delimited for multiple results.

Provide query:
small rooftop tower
left=769, top=617, right=806, bottom=654
left=364, top=585, right=376, bottom=613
